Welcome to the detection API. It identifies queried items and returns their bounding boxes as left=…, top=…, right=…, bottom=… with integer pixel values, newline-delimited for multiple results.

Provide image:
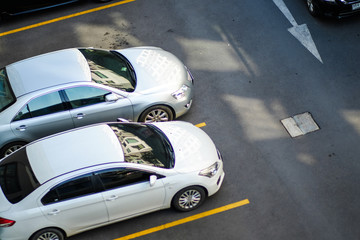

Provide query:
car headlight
left=199, top=162, right=220, bottom=178
left=172, top=85, right=189, bottom=100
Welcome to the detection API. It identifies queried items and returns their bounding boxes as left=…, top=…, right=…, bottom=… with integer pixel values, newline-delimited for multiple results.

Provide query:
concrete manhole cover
left=281, top=112, right=320, bottom=138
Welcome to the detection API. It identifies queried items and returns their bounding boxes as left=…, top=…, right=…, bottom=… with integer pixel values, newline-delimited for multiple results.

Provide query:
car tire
left=0, top=141, right=27, bottom=159
left=139, top=105, right=174, bottom=122
left=307, top=0, right=320, bottom=17
left=30, top=228, right=65, bottom=240
left=172, top=186, right=206, bottom=212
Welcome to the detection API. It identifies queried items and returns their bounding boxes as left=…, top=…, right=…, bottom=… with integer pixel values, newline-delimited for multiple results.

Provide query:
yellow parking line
left=195, top=122, right=206, bottom=128
left=113, top=199, right=250, bottom=240
left=0, top=0, right=135, bottom=37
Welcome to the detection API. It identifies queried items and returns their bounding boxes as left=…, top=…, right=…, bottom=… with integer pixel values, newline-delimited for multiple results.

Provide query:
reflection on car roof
left=26, top=124, right=125, bottom=184
left=6, top=49, right=91, bottom=97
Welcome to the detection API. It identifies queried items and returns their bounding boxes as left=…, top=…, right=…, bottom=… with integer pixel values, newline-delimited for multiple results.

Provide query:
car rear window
left=0, top=68, right=16, bottom=113
left=0, top=148, right=40, bottom=204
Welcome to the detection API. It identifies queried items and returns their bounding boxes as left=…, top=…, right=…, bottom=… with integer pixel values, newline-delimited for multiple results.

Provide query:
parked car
left=0, top=121, right=224, bottom=240
left=0, top=47, right=194, bottom=158
left=306, top=0, right=360, bottom=17
left=1, top=0, right=112, bottom=17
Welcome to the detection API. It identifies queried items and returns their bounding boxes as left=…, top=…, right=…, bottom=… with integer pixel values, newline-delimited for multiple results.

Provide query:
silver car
left=0, top=47, right=194, bottom=158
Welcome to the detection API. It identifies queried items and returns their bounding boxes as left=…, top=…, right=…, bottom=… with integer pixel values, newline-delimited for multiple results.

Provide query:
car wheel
left=172, top=186, right=206, bottom=212
left=30, top=228, right=65, bottom=240
left=0, top=142, right=26, bottom=159
left=139, top=105, right=174, bottom=122
left=307, top=0, right=320, bottom=17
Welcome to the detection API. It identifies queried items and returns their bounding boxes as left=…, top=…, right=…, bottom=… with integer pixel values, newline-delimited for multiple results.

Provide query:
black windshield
left=0, top=68, right=16, bottom=113
left=79, top=48, right=136, bottom=92
left=109, top=123, right=175, bottom=169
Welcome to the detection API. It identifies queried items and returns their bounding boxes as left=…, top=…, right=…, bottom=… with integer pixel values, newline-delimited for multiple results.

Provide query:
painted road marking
left=195, top=122, right=206, bottom=128
left=272, top=0, right=323, bottom=63
left=0, top=0, right=135, bottom=38
left=113, top=199, right=250, bottom=240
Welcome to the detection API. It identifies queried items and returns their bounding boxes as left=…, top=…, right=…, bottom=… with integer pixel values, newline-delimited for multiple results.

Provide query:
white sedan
left=0, top=121, right=224, bottom=240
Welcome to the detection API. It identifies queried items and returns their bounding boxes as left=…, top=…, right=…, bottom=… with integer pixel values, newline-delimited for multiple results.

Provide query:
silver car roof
left=6, top=49, right=91, bottom=97
left=26, top=124, right=125, bottom=184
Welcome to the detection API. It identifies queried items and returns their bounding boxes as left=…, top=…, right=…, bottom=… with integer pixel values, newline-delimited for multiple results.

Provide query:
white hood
left=116, top=47, right=187, bottom=94
left=153, top=121, right=219, bottom=173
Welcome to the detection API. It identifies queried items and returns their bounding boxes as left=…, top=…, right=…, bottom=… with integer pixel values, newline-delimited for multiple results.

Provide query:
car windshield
left=0, top=68, right=16, bottom=113
left=0, top=148, right=40, bottom=204
left=109, top=123, right=175, bottom=169
left=79, top=49, right=136, bottom=92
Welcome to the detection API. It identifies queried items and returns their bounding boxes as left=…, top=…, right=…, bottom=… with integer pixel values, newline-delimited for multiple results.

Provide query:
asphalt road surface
left=1, top=0, right=360, bottom=239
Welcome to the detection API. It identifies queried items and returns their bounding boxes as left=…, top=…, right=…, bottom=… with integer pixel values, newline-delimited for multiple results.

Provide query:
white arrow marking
left=273, top=0, right=323, bottom=63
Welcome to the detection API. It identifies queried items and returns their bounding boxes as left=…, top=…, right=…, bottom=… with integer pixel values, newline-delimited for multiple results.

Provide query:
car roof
left=6, top=48, right=91, bottom=97
left=26, top=124, right=125, bottom=184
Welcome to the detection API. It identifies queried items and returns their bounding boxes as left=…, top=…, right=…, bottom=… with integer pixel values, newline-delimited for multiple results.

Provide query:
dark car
left=1, top=0, right=111, bottom=16
left=306, top=0, right=360, bottom=17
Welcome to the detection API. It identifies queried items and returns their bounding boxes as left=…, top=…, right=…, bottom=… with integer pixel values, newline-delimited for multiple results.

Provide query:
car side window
left=96, top=168, right=151, bottom=190
left=63, top=86, right=110, bottom=109
left=13, top=91, right=65, bottom=121
left=13, top=105, right=31, bottom=121
left=41, top=174, right=95, bottom=205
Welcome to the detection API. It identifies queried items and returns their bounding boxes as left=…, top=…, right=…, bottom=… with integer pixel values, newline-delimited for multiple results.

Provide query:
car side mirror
left=105, top=93, right=119, bottom=102
left=149, top=175, right=157, bottom=187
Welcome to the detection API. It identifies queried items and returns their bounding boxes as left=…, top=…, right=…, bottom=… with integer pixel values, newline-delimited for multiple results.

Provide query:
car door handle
left=16, top=125, right=27, bottom=131
left=106, top=195, right=119, bottom=201
left=48, top=209, right=61, bottom=215
left=74, top=113, right=86, bottom=119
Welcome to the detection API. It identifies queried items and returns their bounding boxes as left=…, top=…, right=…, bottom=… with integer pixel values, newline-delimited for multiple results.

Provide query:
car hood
left=116, top=47, right=188, bottom=94
left=152, top=121, right=219, bottom=173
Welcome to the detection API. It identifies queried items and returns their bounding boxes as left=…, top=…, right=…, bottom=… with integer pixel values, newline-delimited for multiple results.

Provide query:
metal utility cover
left=281, top=112, right=320, bottom=138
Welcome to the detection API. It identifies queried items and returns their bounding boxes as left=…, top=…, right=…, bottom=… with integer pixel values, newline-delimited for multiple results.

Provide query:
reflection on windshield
left=0, top=68, right=16, bottom=112
left=79, top=49, right=136, bottom=92
left=109, top=123, right=174, bottom=169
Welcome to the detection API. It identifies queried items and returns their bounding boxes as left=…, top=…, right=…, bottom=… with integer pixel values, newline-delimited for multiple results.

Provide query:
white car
left=0, top=121, right=224, bottom=240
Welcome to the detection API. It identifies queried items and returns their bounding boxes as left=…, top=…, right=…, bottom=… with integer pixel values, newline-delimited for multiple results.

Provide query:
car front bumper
left=316, top=0, right=360, bottom=17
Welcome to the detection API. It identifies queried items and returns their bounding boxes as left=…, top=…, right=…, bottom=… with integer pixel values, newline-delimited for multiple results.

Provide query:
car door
left=96, top=168, right=166, bottom=221
left=10, top=91, right=74, bottom=142
left=40, top=173, right=109, bottom=231
left=63, top=86, right=133, bottom=127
